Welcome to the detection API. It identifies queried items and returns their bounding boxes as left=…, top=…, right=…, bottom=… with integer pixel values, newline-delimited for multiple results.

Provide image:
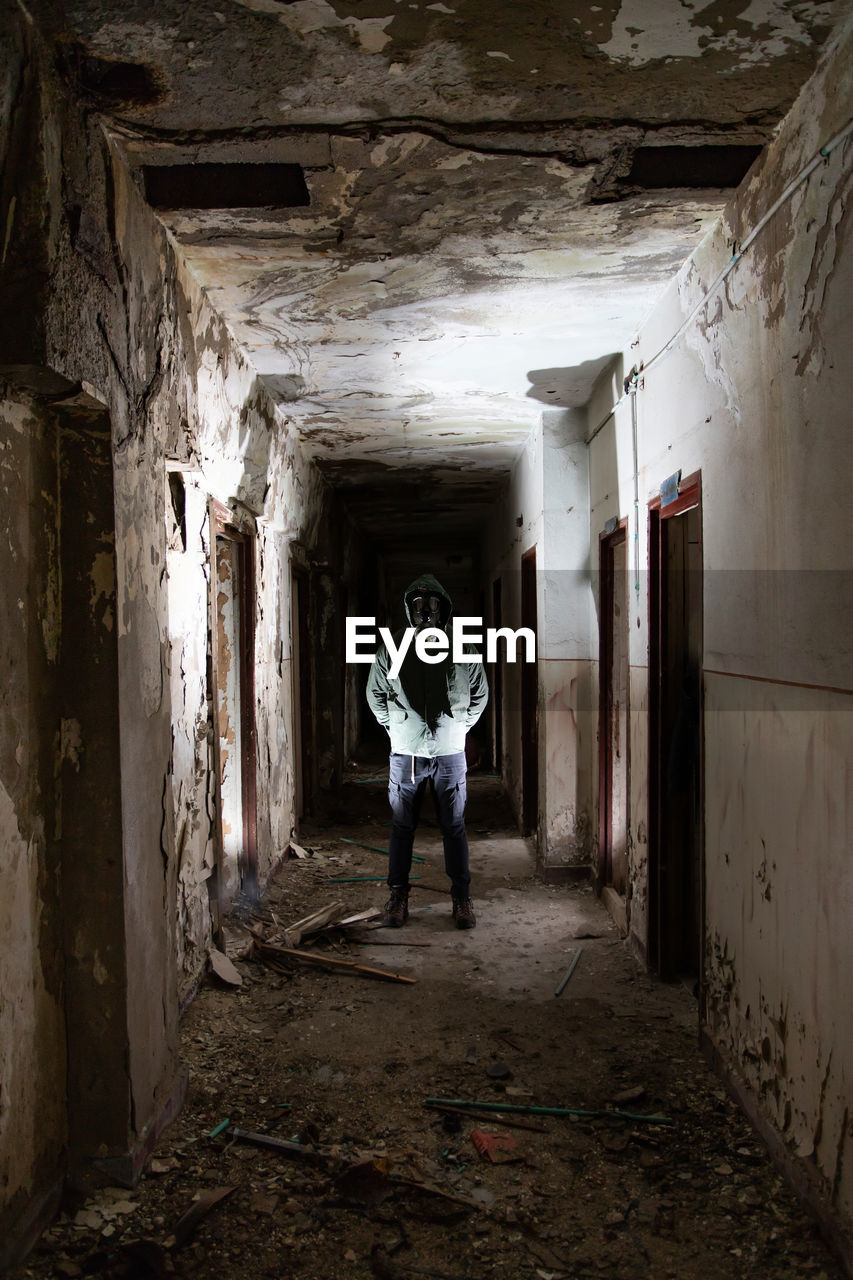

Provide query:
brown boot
left=383, top=886, right=409, bottom=927
left=452, top=898, right=476, bottom=929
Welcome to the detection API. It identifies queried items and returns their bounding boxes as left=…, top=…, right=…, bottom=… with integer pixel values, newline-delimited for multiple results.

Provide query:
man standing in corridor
left=366, top=574, right=488, bottom=930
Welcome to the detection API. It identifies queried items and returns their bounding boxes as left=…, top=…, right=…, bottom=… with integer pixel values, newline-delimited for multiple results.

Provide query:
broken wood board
left=425, top=1102, right=548, bottom=1132
left=284, top=900, right=346, bottom=947
left=166, top=1186, right=235, bottom=1249
left=259, top=942, right=416, bottom=984
left=229, top=1127, right=333, bottom=1165
left=337, top=908, right=383, bottom=927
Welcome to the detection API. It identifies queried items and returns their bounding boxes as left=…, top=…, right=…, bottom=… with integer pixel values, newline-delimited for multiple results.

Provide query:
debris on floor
left=12, top=777, right=846, bottom=1280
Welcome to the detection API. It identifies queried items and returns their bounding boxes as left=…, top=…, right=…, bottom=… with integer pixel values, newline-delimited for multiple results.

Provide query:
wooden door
left=648, top=476, right=703, bottom=980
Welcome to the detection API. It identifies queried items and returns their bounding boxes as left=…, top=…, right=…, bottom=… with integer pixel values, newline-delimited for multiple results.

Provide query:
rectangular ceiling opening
left=628, top=145, right=763, bottom=189
left=142, top=162, right=310, bottom=210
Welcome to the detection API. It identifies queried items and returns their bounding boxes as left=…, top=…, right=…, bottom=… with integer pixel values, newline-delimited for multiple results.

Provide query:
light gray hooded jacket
left=366, top=573, right=488, bottom=758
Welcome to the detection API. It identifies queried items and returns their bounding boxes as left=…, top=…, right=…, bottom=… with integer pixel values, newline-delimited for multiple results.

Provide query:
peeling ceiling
left=39, top=0, right=837, bottom=539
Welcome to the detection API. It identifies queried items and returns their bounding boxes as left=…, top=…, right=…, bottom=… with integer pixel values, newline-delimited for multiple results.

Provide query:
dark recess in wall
left=628, top=145, right=763, bottom=189
left=58, top=47, right=165, bottom=105
left=142, top=163, right=311, bottom=210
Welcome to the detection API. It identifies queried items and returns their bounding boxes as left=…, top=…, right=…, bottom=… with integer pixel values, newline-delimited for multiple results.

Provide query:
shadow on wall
left=526, top=356, right=616, bottom=408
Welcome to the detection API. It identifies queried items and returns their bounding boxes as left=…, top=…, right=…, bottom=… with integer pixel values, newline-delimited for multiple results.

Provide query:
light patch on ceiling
left=343, top=15, right=394, bottom=53
left=601, top=0, right=828, bottom=67
left=230, top=0, right=393, bottom=51
left=716, top=0, right=834, bottom=63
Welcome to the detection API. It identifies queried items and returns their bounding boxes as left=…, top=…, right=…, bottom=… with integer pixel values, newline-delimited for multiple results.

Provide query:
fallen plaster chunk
left=209, top=949, right=242, bottom=986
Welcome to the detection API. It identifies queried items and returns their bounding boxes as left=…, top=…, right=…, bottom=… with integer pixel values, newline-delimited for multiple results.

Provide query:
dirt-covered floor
left=14, top=773, right=846, bottom=1280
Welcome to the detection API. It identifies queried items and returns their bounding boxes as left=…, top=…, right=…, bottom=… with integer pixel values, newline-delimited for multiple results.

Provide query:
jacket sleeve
left=366, top=645, right=392, bottom=728
left=463, top=660, right=489, bottom=729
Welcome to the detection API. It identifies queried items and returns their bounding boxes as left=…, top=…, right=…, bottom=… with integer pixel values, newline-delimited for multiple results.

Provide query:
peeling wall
left=486, top=410, right=597, bottom=865
left=0, top=390, right=66, bottom=1264
left=0, top=2, right=325, bottom=1251
left=588, top=14, right=853, bottom=1247
left=539, top=410, right=595, bottom=867
left=155, top=243, right=325, bottom=996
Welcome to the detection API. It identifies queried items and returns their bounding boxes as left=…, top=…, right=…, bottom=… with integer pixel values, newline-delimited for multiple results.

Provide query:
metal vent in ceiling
left=628, top=145, right=763, bottom=189
left=142, top=163, right=310, bottom=210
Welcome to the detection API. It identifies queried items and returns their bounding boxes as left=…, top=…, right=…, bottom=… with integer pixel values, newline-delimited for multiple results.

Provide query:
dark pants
left=387, top=751, right=470, bottom=900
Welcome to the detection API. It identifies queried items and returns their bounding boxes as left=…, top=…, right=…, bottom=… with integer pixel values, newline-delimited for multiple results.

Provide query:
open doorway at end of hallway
left=648, top=473, right=703, bottom=986
left=210, top=503, right=258, bottom=906
left=598, top=519, right=629, bottom=934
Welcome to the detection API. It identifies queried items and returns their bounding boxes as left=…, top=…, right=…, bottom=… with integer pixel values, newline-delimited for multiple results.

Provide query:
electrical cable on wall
left=587, top=115, right=853, bottom=444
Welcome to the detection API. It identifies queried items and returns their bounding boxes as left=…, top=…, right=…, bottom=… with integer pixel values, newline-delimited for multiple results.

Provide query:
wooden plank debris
left=283, top=900, right=347, bottom=947
left=425, top=1102, right=547, bottom=1132
left=338, top=908, right=383, bottom=927
left=166, top=1186, right=235, bottom=1249
left=229, top=1127, right=332, bottom=1164
left=259, top=941, right=416, bottom=984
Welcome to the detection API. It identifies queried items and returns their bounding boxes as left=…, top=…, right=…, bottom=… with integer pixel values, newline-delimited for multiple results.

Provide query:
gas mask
left=408, top=591, right=442, bottom=629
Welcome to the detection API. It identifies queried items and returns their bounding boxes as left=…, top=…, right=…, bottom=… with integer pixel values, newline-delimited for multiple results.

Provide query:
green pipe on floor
left=424, top=1098, right=674, bottom=1125
left=326, top=875, right=422, bottom=883
left=340, top=837, right=425, bottom=863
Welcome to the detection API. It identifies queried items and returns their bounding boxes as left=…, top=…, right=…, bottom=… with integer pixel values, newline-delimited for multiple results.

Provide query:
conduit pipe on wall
left=625, top=368, right=641, bottom=607
left=642, top=116, right=853, bottom=377
left=586, top=116, right=853, bottom=445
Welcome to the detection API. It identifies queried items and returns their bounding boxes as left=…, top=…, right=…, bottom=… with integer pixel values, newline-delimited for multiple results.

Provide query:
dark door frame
left=520, top=547, right=539, bottom=836
left=598, top=517, right=629, bottom=890
left=291, top=563, right=314, bottom=819
left=491, top=575, right=503, bottom=774
left=647, top=471, right=703, bottom=981
left=210, top=501, right=258, bottom=901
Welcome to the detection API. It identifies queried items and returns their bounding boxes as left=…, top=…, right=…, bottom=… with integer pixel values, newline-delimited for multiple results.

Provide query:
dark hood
left=398, top=573, right=453, bottom=731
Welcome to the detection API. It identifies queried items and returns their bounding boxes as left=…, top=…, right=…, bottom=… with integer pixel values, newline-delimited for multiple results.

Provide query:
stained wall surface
left=0, top=6, right=325, bottom=1253
left=0, top=390, right=67, bottom=1265
left=588, top=15, right=853, bottom=1241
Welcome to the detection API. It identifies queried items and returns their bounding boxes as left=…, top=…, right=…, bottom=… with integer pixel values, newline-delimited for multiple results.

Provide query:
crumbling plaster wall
left=588, top=363, right=650, bottom=945
left=109, top=169, right=326, bottom=1003
left=486, top=411, right=596, bottom=865
left=589, top=15, right=853, bottom=1247
left=0, top=0, right=325, bottom=1239
left=0, top=389, right=67, bottom=1265
left=539, top=409, right=596, bottom=868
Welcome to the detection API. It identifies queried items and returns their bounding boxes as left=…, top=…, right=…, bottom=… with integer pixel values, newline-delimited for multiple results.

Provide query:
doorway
left=648, top=475, right=703, bottom=981
left=598, top=521, right=629, bottom=905
left=211, top=506, right=258, bottom=901
left=520, top=548, right=539, bottom=836
left=491, top=576, right=503, bottom=774
left=291, top=565, right=314, bottom=819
